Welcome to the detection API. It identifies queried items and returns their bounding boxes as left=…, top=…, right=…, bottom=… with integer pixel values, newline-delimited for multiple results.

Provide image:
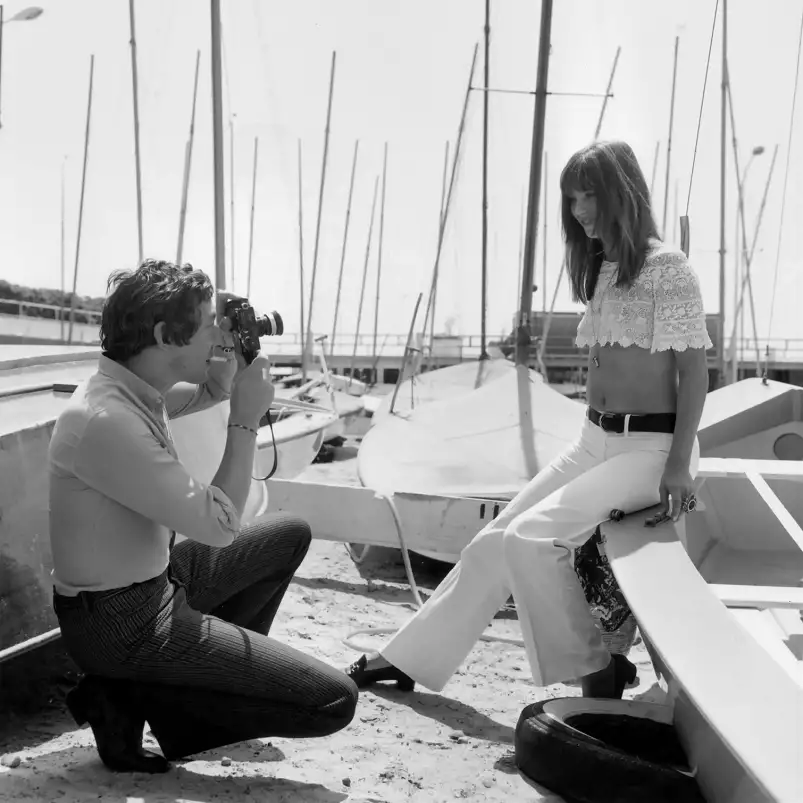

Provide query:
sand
left=0, top=437, right=664, bottom=803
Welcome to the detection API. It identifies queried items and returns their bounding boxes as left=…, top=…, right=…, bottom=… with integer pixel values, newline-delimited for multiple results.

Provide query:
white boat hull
left=254, top=411, right=331, bottom=479
left=266, top=478, right=505, bottom=554
left=603, top=380, right=803, bottom=803
left=169, top=400, right=335, bottom=523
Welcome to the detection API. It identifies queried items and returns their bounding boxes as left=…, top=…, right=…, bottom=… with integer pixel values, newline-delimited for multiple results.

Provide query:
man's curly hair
left=100, top=259, right=214, bottom=362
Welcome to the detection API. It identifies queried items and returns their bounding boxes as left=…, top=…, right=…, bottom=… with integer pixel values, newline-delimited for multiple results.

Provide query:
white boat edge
left=604, top=459, right=803, bottom=803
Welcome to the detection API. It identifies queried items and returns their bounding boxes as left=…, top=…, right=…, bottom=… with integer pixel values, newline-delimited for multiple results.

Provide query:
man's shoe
left=66, top=676, right=170, bottom=773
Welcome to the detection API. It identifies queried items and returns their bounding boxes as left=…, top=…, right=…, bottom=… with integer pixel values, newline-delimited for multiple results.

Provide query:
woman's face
left=568, top=188, right=598, bottom=239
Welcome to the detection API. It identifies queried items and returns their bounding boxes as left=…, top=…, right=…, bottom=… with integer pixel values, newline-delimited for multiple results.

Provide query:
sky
left=0, top=0, right=801, bottom=349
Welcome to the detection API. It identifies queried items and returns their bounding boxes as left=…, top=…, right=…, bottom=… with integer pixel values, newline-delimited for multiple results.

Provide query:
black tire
left=514, top=698, right=705, bottom=803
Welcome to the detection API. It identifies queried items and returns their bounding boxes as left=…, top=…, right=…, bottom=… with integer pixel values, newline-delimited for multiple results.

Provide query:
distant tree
left=0, top=280, right=104, bottom=323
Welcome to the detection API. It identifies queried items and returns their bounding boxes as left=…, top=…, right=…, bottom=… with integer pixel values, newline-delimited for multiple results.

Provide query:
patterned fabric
left=575, top=526, right=633, bottom=634
left=575, top=247, right=714, bottom=354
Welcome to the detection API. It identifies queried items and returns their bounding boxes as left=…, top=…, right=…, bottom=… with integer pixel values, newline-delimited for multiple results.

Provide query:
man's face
left=167, top=299, right=223, bottom=384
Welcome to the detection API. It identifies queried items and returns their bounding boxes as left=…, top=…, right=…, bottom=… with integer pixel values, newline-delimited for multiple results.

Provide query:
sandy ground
left=0, top=435, right=665, bottom=803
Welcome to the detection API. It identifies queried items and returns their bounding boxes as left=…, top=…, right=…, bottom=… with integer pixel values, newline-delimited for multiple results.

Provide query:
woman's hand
left=645, top=462, right=694, bottom=526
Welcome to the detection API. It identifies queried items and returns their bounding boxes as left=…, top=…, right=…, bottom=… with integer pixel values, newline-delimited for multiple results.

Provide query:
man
left=49, top=259, right=357, bottom=773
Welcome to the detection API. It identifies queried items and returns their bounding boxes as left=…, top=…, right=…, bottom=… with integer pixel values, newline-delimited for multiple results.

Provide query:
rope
left=342, top=494, right=526, bottom=653
left=685, top=0, right=720, bottom=215
left=765, top=9, right=803, bottom=352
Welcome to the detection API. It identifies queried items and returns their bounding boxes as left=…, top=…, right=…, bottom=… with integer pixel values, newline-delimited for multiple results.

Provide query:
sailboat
left=267, top=1, right=803, bottom=799
left=356, top=2, right=586, bottom=562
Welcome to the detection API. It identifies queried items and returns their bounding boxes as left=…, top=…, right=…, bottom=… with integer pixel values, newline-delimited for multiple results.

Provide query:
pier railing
left=1, top=298, right=802, bottom=366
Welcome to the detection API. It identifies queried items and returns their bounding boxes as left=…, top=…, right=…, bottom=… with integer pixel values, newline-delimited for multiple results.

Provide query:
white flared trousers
left=382, top=417, right=699, bottom=689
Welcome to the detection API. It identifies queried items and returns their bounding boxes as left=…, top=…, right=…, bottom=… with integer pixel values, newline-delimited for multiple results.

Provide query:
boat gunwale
left=604, top=456, right=803, bottom=803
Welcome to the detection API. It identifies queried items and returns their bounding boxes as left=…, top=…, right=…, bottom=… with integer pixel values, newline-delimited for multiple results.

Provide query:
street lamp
left=730, top=144, right=765, bottom=383
left=0, top=6, right=45, bottom=129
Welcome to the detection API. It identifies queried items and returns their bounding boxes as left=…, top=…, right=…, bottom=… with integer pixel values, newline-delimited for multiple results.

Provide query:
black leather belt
left=587, top=407, right=676, bottom=434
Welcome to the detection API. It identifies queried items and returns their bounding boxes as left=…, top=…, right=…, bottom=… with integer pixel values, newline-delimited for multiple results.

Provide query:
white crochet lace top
left=575, top=247, right=714, bottom=353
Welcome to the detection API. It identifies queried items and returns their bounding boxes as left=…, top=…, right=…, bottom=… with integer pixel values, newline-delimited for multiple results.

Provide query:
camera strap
left=252, top=416, right=279, bottom=482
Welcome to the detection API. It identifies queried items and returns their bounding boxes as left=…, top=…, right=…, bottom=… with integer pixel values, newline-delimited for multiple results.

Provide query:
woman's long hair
left=560, top=141, right=659, bottom=303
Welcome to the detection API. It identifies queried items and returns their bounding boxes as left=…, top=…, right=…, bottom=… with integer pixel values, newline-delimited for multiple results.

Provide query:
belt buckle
left=598, top=412, right=614, bottom=432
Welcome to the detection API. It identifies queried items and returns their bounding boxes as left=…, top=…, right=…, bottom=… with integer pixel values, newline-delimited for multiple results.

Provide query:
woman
left=346, top=140, right=711, bottom=699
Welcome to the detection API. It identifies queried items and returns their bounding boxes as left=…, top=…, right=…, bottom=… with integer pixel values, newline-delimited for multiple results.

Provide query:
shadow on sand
left=0, top=744, right=351, bottom=803
left=367, top=685, right=515, bottom=746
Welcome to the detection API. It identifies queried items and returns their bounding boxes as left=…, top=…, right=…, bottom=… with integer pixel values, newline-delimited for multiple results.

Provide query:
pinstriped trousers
left=53, top=513, right=358, bottom=760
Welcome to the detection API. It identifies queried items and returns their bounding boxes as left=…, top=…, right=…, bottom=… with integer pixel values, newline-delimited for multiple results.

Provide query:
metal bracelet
left=228, top=422, right=258, bottom=437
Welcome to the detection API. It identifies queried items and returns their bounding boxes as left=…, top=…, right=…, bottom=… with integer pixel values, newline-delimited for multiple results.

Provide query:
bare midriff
left=585, top=343, right=677, bottom=414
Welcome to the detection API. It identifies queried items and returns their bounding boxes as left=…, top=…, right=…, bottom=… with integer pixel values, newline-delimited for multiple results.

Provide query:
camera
left=224, top=298, right=284, bottom=364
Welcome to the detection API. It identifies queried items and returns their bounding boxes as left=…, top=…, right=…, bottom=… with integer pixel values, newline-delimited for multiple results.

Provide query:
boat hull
left=254, top=412, right=330, bottom=479
left=603, top=380, right=803, bottom=802
left=0, top=421, right=60, bottom=659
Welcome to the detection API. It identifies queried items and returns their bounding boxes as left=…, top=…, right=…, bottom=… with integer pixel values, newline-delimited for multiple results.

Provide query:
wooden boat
left=602, top=377, right=803, bottom=803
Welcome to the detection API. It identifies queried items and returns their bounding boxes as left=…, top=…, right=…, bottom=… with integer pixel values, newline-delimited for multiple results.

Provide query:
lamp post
left=0, top=5, right=44, bottom=129
left=730, top=144, right=764, bottom=383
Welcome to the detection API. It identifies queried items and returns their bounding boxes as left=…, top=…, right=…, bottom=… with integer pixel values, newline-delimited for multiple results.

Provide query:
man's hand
left=215, top=291, right=248, bottom=375
left=645, top=462, right=694, bottom=526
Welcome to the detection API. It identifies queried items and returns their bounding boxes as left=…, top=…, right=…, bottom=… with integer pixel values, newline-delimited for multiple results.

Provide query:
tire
left=514, top=698, right=705, bottom=803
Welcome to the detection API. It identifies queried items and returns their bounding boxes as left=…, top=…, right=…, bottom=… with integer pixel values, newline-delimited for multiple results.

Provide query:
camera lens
left=256, top=311, right=284, bottom=337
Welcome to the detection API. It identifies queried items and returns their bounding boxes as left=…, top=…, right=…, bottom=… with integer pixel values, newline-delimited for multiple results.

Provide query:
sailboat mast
left=302, top=51, right=337, bottom=379
left=662, top=35, right=679, bottom=238
left=515, top=0, right=553, bottom=367
left=372, top=142, right=388, bottom=377
left=246, top=136, right=259, bottom=298
left=60, top=157, right=66, bottom=342
left=210, top=0, right=226, bottom=288
left=542, top=152, right=547, bottom=313
left=480, top=0, right=490, bottom=360
left=649, top=141, right=660, bottom=199
left=176, top=49, right=201, bottom=265
left=593, top=46, right=621, bottom=140
left=331, top=140, right=360, bottom=357
left=297, top=140, right=306, bottom=375
left=229, top=118, right=236, bottom=290
left=128, top=0, right=144, bottom=262
left=349, top=177, right=380, bottom=385
left=718, top=0, right=728, bottom=385
left=67, top=55, right=95, bottom=345
left=426, top=140, right=450, bottom=371
left=419, top=45, right=478, bottom=348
